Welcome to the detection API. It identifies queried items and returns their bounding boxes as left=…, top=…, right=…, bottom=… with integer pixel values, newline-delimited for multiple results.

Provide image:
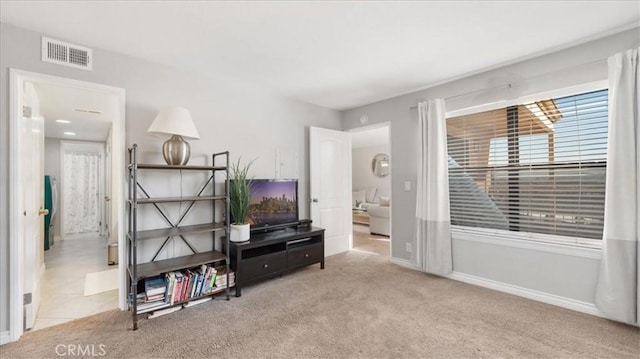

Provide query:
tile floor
left=33, top=233, right=119, bottom=331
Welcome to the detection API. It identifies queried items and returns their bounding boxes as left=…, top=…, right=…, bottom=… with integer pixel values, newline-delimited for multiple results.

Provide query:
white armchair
left=367, top=197, right=390, bottom=236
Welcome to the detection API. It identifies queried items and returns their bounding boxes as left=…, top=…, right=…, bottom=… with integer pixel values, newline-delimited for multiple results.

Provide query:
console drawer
left=287, top=242, right=323, bottom=268
left=240, top=251, right=286, bottom=281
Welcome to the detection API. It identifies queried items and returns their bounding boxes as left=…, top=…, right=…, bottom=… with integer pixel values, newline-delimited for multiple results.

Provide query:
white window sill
left=451, top=225, right=602, bottom=260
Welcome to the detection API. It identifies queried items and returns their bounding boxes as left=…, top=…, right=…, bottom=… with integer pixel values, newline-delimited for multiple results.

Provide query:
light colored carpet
left=84, top=268, right=119, bottom=296
left=3, top=251, right=638, bottom=358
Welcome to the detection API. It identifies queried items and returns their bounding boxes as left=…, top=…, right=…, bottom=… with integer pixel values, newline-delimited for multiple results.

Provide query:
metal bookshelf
left=127, top=144, right=231, bottom=330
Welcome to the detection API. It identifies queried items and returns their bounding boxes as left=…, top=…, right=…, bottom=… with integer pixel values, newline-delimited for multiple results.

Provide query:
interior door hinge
left=24, top=293, right=32, bottom=305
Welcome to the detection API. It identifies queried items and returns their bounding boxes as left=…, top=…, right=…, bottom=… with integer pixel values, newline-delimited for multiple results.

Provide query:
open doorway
left=348, top=123, right=391, bottom=257
left=9, top=70, right=125, bottom=340
left=36, top=83, right=116, bottom=330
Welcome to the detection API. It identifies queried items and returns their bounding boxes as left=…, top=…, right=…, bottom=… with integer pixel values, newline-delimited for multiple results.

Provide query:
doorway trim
left=346, top=121, right=392, bottom=257
left=9, top=69, right=126, bottom=342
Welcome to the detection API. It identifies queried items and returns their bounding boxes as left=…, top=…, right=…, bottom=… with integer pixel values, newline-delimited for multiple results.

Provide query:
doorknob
left=312, top=198, right=319, bottom=203
left=38, top=207, right=49, bottom=216
left=105, top=197, right=111, bottom=202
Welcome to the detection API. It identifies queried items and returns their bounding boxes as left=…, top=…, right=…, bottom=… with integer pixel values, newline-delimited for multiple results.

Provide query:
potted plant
left=229, top=158, right=254, bottom=242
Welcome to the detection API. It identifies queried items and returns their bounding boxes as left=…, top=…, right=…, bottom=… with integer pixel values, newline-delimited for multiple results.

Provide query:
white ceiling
left=351, top=126, right=389, bottom=149
left=35, top=83, right=115, bottom=141
left=2, top=1, right=638, bottom=110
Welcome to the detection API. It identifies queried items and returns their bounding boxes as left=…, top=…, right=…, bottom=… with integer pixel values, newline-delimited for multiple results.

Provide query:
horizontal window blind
left=447, top=89, right=608, bottom=240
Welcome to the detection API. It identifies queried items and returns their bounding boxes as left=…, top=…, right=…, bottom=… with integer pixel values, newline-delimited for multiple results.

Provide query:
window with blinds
left=446, top=89, right=608, bottom=240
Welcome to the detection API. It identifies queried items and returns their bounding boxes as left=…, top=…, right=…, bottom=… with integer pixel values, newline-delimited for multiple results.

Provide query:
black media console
left=225, top=224, right=325, bottom=297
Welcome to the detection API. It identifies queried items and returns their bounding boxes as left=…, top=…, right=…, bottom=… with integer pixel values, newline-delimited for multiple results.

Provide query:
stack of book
left=145, top=277, right=167, bottom=301
left=214, top=266, right=235, bottom=289
left=131, top=293, right=145, bottom=305
left=135, top=276, right=168, bottom=311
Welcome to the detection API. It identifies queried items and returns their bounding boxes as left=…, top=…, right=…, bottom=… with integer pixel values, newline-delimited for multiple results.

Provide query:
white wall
left=352, top=144, right=390, bottom=199
left=342, top=28, right=639, bottom=310
left=0, top=22, right=342, bottom=334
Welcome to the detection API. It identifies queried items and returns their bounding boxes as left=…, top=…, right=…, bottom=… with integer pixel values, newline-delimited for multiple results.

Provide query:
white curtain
left=63, top=151, right=101, bottom=234
left=416, top=99, right=453, bottom=275
left=595, top=47, right=639, bottom=325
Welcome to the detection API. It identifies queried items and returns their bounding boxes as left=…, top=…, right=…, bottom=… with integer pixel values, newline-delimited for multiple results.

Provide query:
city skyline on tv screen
left=250, top=180, right=297, bottom=204
left=248, top=180, right=298, bottom=226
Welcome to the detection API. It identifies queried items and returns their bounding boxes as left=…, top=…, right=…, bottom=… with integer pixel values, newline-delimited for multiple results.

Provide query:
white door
left=21, top=82, right=45, bottom=330
left=310, top=127, right=352, bottom=257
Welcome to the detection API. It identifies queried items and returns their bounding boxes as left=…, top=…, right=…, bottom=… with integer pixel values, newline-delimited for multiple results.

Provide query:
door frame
left=9, top=69, right=126, bottom=342
left=346, top=121, right=392, bottom=257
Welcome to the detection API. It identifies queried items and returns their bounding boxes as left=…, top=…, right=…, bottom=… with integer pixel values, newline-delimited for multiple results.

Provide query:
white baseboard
left=390, top=257, right=420, bottom=271
left=446, top=271, right=606, bottom=318
left=389, top=257, right=605, bottom=319
left=0, top=331, right=11, bottom=345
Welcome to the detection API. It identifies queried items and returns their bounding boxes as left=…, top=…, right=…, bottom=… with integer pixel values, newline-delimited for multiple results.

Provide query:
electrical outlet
left=404, top=181, right=411, bottom=191
left=405, top=243, right=412, bottom=253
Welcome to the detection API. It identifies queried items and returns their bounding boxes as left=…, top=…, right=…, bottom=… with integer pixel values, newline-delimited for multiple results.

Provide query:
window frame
left=445, top=79, right=609, bottom=248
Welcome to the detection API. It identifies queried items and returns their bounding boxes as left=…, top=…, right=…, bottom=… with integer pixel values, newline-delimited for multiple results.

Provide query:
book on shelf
left=148, top=305, right=182, bottom=319
left=192, top=269, right=201, bottom=298
left=171, top=272, right=184, bottom=305
left=137, top=300, right=167, bottom=312
left=129, top=292, right=145, bottom=305
left=214, top=266, right=235, bottom=289
left=145, top=276, right=166, bottom=294
left=185, top=271, right=194, bottom=300
left=196, top=264, right=208, bottom=297
left=206, top=266, right=217, bottom=293
left=188, top=270, right=195, bottom=299
left=183, top=297, right=212, bottom=308
left=146, top=293, right=165, bottom=302
left=165, top=272, right=175, bottom=305
left=134, top=264, right=235, bottom=313
left=192, top=267, right=203, bottom=298
left=184, top=273, right=191, bottom=301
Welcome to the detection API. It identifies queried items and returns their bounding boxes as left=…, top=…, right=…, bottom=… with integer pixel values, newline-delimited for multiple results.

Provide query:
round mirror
left=371, top=153, right=390, bottom=177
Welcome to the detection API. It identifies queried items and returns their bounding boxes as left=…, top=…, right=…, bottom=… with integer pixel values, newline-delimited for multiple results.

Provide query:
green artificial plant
left=229, top=158, right=255, bottom=225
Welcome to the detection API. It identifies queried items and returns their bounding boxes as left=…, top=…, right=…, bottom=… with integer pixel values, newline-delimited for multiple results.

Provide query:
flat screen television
left=231, top=179, right=299, bottom=231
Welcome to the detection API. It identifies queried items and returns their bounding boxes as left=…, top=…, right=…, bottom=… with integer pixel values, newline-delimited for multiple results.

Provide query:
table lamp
left=147, top=107, right=200, bottom=165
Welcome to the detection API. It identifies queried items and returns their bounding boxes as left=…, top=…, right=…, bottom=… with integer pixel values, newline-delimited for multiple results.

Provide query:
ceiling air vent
left=41, top=37, right=92, bottom=70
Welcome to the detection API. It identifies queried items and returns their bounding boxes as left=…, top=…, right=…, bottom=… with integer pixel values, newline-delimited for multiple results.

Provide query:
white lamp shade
left=147, top=107, right=200, bottom=140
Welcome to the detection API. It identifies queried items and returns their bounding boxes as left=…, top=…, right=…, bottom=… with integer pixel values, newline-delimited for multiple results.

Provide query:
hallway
left=34, top=233, right=118, bottom=330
